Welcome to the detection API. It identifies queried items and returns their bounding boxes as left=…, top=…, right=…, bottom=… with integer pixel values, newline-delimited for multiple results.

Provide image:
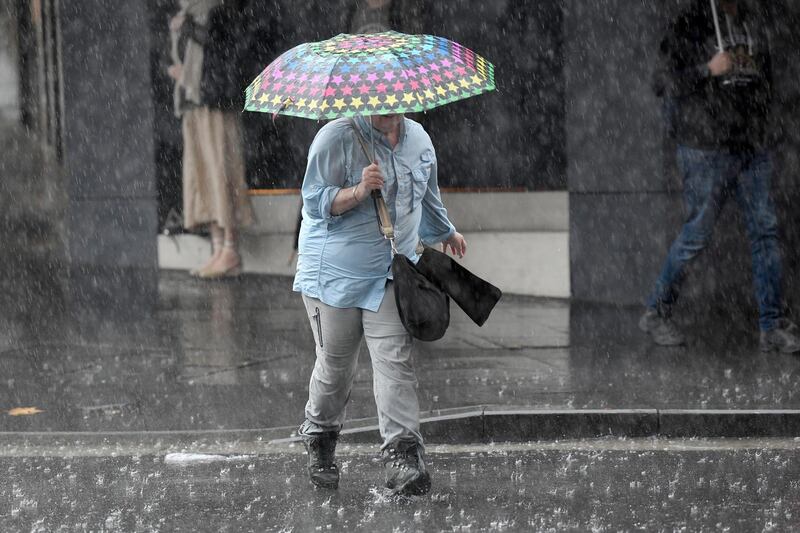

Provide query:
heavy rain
left=2, top=0, right=800, bottom=531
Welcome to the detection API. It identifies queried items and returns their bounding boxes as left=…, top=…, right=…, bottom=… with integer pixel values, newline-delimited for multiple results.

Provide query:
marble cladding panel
left=59, top=0, right=156, bottom=199
left=67, top=198, right=157, bottom=269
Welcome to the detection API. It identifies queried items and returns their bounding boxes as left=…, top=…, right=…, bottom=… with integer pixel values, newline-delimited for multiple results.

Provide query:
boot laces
left=384, top=442, right=420, bottom=472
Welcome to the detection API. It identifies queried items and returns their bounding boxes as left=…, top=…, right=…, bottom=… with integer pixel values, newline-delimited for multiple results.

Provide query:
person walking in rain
left=294, top=113, right=467, bottom=494
left=168, top=0, right=254, bottom=278
left=640, top=0, right=800, bottom=352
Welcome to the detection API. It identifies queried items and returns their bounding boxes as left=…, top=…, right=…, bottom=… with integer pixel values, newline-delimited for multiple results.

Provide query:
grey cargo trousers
left=300, top=282, right=422, bottom=449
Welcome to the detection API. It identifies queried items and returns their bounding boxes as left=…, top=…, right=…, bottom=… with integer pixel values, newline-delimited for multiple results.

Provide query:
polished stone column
left=59, top=1, right=158, bottom=308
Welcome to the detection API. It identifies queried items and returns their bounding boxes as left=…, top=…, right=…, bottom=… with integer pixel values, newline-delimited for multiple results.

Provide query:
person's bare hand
left=169, top=13, right=185, bottom=32
left=708, top=51, right=733, bottom=77
left=444, top=232, right=467, bottom=258
left=360, top=162, right=385, bottom=195
left=167, top=64, right=183, bottom=81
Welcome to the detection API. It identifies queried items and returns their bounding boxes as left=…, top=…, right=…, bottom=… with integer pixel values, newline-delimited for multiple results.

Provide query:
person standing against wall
left=641, top=0, right=799, bottom=352
left=168, top=0, right=254, bottom=278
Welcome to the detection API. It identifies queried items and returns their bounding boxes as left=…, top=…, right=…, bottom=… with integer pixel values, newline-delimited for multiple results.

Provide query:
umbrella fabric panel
left=244, top=31, right=495, bottom=119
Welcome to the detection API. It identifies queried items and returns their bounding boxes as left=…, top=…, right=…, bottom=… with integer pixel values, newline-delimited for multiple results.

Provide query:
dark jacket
left=183, top=3, right=254, bottom=110
left=653, top=1, right=773, bottom=152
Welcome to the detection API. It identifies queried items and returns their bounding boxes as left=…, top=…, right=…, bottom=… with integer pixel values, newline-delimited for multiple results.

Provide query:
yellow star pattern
left=258, top=93, right=269, bottom=104
left=384, top=94, right=398, bottom=106
left=271, top=94, right=283, bottom=105
left=319, top=100, right=330, bottom=111
left=424, top=89, right=435, bottom=100
left=368, top=95, right=382, bottom=107
left=459, top=78, right=471, bottom=89
left=402, top=93, right=416, bottom=105
left=448, top=82, right=459, bottom=93
left=332, top=98, right=346, bottom=110
left=350, top=97, right=365, bottom=109
left=435, top=86, right=447, bottom=97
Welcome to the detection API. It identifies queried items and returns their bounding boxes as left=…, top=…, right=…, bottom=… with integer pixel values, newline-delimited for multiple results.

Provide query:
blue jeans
left=646, top=146, right=783, bottom=331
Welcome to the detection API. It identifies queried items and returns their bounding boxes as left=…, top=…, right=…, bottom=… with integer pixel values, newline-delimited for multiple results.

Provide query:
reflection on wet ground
left=1, top=440, right=798, bottom=531
left=3, top=265, right=800, bottom=432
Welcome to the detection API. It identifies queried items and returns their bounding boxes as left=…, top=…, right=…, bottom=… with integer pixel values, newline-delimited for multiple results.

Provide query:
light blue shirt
left=293, top=115, right=456, bottom=311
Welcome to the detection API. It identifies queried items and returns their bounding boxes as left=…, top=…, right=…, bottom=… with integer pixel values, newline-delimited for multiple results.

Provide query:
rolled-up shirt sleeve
left=302, top=125, right=346, bottom=222
left=419, top=158, right=456, bottom=244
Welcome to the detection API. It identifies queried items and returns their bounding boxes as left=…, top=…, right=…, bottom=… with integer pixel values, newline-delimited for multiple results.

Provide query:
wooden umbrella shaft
left=372, top=189, right=395, bottom=240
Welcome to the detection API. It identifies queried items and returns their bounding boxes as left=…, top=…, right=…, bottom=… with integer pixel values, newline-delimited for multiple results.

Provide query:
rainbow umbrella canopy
left=244, top=31, right=495, bottom=120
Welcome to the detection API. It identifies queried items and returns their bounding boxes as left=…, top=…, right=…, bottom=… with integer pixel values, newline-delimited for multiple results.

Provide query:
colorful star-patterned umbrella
left=244, top=31, right=495, bottom=120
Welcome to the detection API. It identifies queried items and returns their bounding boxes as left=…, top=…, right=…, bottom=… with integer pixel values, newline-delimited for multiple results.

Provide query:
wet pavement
left=3, top=267, right=800, bottom=435
left=2, top=438, right=799, bottom=531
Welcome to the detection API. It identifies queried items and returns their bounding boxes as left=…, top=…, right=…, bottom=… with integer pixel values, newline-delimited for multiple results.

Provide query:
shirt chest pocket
left=407, top=151, right=434, bottom=210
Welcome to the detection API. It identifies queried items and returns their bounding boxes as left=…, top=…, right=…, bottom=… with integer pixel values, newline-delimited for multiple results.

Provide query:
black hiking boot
left=382, top=439, right=431, bottom=496
left=299, top=428, right=340, bottom=489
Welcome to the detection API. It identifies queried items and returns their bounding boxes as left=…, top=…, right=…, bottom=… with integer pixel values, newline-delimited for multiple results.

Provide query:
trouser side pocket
left=313, top=307, right=323, bottom=348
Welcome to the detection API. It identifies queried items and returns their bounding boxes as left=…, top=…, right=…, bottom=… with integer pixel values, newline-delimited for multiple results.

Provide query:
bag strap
left=348, top=119, right=396, bottom=246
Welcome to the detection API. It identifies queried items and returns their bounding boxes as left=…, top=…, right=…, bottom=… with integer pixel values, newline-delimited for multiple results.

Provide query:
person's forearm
left=330, top=184, right=365, bottom=216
